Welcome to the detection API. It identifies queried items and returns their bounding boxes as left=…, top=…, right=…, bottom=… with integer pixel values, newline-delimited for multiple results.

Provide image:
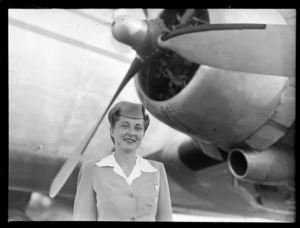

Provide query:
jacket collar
left=95, top=152, right=157, bottom=172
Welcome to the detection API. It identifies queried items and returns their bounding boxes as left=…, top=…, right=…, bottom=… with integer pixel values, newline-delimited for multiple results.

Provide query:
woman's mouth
left=124, top=138, right=136, bottom=143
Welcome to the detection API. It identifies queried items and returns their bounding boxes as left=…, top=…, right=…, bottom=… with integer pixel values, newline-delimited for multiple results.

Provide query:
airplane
left=8, top=9, right=295, bottom=222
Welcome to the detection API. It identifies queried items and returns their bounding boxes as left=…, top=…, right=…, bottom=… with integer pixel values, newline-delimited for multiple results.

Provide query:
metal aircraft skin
left=8, top=9, right=295, bottom=221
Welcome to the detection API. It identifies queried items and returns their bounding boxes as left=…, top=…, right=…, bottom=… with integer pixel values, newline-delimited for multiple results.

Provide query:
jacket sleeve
left=73, top=161, right=97, bottom=221
left=155, top=163, right=173, bottom=221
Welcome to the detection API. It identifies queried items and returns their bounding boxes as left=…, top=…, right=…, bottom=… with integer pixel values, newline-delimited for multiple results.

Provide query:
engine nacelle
left=228, top=144, right=294, bottom=184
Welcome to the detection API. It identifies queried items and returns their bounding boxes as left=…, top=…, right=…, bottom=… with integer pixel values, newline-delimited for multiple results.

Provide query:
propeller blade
left=142, top=9, right=148, bottom=19
left=95, top=57, right=143, bottom=125
left=49, top=57, right=143, bottom=198
left=158, top=24, right=295, bottom=77
left=49, top=155, right=81, bottom=198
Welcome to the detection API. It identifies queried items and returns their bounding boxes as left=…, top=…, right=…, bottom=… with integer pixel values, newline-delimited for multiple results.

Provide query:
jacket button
left=130, top=217, right=136, bottom=221
left=128, top=193, right=134, bottom=198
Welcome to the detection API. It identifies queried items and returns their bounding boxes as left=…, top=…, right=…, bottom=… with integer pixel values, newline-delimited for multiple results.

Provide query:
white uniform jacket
left=73, top=153, right=173, bottom=221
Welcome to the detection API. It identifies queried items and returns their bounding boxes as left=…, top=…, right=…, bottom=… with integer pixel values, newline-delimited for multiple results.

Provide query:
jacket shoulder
left=80, top=159, right=99, bottom=170
left=146, top=159, right=165, bottom=170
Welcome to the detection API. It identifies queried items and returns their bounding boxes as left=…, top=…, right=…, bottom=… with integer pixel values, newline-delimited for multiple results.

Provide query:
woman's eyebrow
left=119, top=121, right=129, bottom=124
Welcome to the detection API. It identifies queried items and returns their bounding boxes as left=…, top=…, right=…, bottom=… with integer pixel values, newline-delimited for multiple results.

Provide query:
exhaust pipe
left=228, top=144, right=294, bottom=184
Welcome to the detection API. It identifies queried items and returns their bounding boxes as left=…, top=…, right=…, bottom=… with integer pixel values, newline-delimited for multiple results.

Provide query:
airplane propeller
left=49, top=14, right=166, bottom=198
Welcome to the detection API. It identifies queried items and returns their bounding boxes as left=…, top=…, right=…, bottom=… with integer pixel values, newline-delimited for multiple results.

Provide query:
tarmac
left=24, top=192, right=285, bottom=222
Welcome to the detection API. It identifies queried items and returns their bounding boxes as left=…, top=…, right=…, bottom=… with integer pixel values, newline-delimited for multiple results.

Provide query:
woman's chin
left=120, top=143, right=140, bottom=152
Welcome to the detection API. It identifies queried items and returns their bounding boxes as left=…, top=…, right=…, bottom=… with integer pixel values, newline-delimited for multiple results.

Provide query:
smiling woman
left=111, top=117, right=144, bottom=157
left=73, top=101, right=173, bottom=221
left=108, top=101, right=150, bottom=154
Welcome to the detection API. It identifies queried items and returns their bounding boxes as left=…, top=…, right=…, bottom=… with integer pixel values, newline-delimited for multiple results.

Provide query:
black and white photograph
left=8, top=8, right=295, bottom=222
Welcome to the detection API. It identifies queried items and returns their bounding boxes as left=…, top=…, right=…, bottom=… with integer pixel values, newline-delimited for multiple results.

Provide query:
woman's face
left=110, top=116, right=145, bottom=152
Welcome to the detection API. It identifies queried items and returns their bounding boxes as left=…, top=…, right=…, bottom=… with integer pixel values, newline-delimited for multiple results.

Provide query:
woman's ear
left=109, top=126, right=115, bottom=144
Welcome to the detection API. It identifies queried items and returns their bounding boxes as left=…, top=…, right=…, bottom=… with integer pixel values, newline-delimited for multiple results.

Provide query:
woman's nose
left=127, top=127, right=136, bottom=136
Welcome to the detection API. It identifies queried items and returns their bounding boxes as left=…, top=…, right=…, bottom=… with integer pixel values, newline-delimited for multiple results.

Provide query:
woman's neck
left=114, top=149, right=137, bottom=168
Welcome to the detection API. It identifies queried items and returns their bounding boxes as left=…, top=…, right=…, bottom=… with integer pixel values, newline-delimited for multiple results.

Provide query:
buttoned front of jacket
left=93, top=165, right=160, bottom=221
left=73, top=155, right=173, bottom=221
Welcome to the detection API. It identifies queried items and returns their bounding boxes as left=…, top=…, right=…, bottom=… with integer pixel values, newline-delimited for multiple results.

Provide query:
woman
left=73, top=101, right=173, bottom=221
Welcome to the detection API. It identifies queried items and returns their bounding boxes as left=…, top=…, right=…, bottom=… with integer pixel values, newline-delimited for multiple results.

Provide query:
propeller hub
left=112, top=15, right=148, bottom=52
